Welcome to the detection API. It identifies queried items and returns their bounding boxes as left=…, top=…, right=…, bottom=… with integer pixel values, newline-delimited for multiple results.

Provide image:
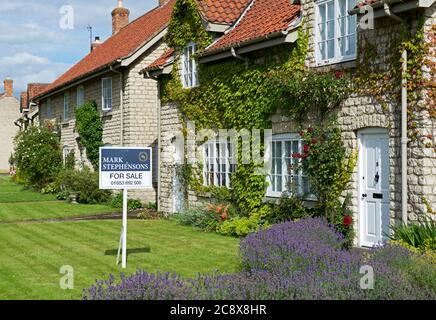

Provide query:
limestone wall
left=0, top=97, right=20, bottom=171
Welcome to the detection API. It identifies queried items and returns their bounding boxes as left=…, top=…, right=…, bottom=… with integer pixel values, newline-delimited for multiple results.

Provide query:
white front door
left=359, top=130, right=391, bottom=247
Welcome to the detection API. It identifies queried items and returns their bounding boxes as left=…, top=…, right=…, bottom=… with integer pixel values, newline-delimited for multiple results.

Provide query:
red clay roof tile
left=197, top=0, right=252, bottom=24
left=356, top=0, right=380, bottom=8
left=205, top=0, right=300, bottom=54
left=144, top=48, right=175, bottom=71
left=28, top=83, right=49, bottom=100
left=37, top=0, right=176, bottom=99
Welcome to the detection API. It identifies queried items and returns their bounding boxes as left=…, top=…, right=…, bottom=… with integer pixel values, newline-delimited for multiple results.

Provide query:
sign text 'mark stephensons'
left=102, top=158, right=149, bottom=171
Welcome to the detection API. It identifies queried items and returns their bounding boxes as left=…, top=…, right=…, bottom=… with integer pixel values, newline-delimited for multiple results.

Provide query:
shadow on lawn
left=104, top=247, right=151, bottom=257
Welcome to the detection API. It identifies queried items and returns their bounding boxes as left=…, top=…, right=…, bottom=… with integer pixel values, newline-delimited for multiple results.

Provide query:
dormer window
left=315, top=0, right=357, bottom=66
left=181, top=42, right=199, bottom=88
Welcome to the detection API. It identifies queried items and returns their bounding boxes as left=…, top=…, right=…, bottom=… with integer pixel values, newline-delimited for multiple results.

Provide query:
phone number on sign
left=110, top=180, right=143, bottom=186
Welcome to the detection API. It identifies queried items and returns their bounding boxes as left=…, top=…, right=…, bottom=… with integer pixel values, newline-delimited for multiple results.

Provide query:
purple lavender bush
left=83, top=218, right=436, bottom=300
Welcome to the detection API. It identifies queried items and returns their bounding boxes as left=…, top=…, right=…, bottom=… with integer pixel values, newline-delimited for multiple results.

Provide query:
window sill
left=101, top=110, right=114, bottom=118
left=315, top=56, right=356, bottom=68
left=264, top=194, right=318, bottom=202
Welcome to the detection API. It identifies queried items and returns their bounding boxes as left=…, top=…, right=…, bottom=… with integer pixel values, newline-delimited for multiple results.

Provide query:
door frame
left=357, top=127, right=391, bottom=247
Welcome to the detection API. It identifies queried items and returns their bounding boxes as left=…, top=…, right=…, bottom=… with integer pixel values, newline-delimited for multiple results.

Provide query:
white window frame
left=63, top=93, right=69, bottom=122
left=181, top=42, right=199, bottom=88
left=203, top=140, right=235, bottom=189
left=77, top=85, right=85, bottom=107
left=267, top=133, right=312, bottom=198
left=101, top=77, right=112, bottom=111
left=315, top=0, right=357, bottom=66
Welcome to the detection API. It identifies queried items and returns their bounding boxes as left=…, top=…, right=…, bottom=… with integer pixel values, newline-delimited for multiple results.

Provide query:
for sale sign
left=99, top=147, right=152, bottom=190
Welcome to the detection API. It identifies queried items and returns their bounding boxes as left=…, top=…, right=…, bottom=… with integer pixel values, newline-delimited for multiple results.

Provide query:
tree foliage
left=12, top=125, right=62, bottom=188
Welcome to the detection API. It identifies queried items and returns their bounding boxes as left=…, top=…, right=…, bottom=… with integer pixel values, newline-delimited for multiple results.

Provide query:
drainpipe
left=231, top=47, right=249, bottom=67
left=401, top=49, right=408, bottom=225
left=383, top=1, right=403, bottom=22
left=157, top=80, right=162, bottom=212
left=110, top=65, right=124, bottom=146
left=383, top=1, right=408, bottom=224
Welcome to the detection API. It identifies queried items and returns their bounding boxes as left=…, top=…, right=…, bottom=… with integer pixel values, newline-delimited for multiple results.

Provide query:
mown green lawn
left=0, top=202, right=118, bottom=223
left=0, top=176, right=240, bottom=300
left=0, top=220, right=239, bottom=300
left=0, top=176, right=114, bottom=222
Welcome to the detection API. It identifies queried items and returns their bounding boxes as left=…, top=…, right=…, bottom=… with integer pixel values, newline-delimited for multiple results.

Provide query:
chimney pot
left=91, top=36, right=102, bottom=52
left=111, top=1, right=130, bottom=35
left=4, top=78, right=13, bottom=97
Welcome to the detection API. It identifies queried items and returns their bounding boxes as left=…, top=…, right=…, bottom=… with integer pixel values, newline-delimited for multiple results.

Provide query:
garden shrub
left=57, top=167, right=110, bottom=204
left=145, top=202, right=158, bottom=210
left=389, top=215, right=436, bottom=251
left=84, top=217, right=435, bottom=300
left=174, top=202, right=240, bottom=232
left=110, top=192, right=143, bottom=211
left=268, top=193, right=313, bottom=224
left=12, top=125, right=62, bottom=189
left=218, top=205, right=271, bottom=237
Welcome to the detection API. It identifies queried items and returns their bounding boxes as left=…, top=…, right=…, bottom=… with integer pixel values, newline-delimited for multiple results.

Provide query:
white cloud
left=0, top=52, right=71, bottom=94
left=0, top=0, right=157, bottom=96
left=0, top=53, right=50, bottom=66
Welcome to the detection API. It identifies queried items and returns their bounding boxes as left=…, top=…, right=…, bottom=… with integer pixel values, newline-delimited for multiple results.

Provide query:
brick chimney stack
left=4, top=78, right=13, bottom=97
left=159, top=0, right=167, bottom=5
left=91, top=36, right=102, bottom=51
left=112, top=0, right=130, bottom=35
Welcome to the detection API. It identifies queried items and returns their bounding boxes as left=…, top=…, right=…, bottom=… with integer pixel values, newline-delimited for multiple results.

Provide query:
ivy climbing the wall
left=75, top=101, right=103, bottom=169
left=163, top=10, right=358, bottom=236
left=356, top=18, right=435, bottom=147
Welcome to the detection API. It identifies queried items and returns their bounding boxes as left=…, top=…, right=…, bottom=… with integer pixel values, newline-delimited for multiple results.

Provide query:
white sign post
left=99, top=147, right=152, bottom=268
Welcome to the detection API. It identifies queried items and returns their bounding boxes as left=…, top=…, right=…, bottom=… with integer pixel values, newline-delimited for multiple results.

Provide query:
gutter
left=110, top=64, right=125, bottom=147
left=34, top=64, right=120, bottom=103
left=34, top=27, right=169, bottom=103
left=14, top=119, right=22, bottom=130
left=348, top=0, right=435, bottom=16
left=199, top=15, right=302, bottom=63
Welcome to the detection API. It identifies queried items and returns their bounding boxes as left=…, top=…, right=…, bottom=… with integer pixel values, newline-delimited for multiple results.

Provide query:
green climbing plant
left=75, top=101, right=103, bottom=169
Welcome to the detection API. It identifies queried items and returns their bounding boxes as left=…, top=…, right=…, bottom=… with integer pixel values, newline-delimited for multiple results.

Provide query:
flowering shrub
left=173, top=202, right=241, bottom=232
left=84, top=218, right=435, bottom=300
left=12, top=125, right=62, bottom=189
left=291, top=123, right=357, bottom=246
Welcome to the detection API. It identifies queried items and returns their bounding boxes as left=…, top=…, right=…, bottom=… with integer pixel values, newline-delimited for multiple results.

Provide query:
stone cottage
left=144, top=0, right=435, bottom=247
left=0, top=78, right=20, bottom=172
left=17, top=83, right=50, bottom=130
left=31, top=0, right=177, bottom=204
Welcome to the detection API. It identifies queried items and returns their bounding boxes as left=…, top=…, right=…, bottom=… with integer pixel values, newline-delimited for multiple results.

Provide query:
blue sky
left=0, top=0, right=157, bottom=97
